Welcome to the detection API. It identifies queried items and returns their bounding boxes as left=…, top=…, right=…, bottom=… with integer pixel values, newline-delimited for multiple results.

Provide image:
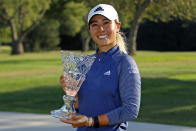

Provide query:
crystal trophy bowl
left=51, top=51, right=95, bottom=119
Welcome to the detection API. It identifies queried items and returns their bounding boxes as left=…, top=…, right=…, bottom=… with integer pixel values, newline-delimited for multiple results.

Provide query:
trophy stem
left=62, top=95, right=77, bottom=113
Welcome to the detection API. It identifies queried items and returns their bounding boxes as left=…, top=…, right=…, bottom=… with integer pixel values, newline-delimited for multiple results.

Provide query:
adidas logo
left=104, top=70, right=111, bottom=75
left=94, top=6, right=104, bottom=12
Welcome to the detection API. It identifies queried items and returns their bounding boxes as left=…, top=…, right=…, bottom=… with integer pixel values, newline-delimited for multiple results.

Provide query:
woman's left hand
left=60, top=114, right=88, bottom=128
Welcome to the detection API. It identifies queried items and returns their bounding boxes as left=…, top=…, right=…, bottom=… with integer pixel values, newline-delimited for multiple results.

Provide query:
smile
left=98, top=35, right=108, bottom=39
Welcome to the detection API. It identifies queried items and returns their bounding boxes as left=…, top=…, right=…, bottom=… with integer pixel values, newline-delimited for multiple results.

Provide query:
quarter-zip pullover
left=77, top=45, right=141, bottom=131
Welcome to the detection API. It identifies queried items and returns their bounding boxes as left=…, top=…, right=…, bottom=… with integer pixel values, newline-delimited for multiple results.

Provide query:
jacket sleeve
left=107, top=56, right=141, bottom=125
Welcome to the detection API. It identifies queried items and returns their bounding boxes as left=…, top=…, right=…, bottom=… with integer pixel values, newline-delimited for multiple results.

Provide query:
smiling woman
left=60, top=4, right=141, bottom=131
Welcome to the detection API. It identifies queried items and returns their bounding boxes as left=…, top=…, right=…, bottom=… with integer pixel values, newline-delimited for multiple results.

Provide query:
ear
left=116, top=22, right=121, bottom=32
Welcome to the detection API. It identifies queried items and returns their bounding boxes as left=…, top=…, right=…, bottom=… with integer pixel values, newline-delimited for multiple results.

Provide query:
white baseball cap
left=88, top=4, right=119, bottom=24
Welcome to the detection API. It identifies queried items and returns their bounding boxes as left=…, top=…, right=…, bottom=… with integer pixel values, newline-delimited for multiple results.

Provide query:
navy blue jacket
left=77, top=45, right=141, bottom=131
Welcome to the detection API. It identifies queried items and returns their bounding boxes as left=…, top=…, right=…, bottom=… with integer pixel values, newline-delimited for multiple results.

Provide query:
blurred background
left=0, top=0, right=196, bottom=128
left=0, top=0, right=196, bottom=55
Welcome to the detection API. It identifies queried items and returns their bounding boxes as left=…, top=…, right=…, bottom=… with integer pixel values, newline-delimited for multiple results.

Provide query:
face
left=89, top=15, right=121, bottom=52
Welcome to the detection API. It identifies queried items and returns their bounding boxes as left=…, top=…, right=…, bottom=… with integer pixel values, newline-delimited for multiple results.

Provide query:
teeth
left=99, top=35, right=107, bottom=39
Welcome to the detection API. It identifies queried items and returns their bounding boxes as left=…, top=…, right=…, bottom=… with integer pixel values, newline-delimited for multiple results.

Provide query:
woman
left=60, top=4, right=141, bottom=131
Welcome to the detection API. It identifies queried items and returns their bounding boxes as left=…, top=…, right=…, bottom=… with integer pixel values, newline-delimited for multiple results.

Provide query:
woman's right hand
left=60, top=74, right=78, bottom=93
left=60, top=74, right=83, bottom=96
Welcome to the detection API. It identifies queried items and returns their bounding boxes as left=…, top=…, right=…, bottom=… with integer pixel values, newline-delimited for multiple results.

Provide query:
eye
left=103, top=21, right=110, bottom=25
left=91, top=23, right=98, bottom=27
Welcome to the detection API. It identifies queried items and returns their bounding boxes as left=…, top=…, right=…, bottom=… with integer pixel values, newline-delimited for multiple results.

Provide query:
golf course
left=0, top=46, right=196, bottom=127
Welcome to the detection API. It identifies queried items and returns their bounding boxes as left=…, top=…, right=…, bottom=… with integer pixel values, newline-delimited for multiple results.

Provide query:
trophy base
left=51, top=95, right=77, bottom=119
left=51, top=109, right=70, bottom=119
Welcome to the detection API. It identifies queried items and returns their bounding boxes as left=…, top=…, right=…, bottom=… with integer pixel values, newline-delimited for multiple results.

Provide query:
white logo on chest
left=104, top=70, right=111, bottom=75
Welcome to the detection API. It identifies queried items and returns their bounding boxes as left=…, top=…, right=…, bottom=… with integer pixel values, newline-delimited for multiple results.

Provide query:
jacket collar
left=96, top=44, right=119, bottom=57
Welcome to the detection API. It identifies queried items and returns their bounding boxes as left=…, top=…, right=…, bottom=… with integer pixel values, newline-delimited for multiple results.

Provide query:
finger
left=60, top=119, right=75, bottom=124
left=60, top=75, right=67, bottom=91
left=70, top=114, right=82, bottom=120
left=60, top=75, right=65, bottom=81
left=60, top=76, right=65, bottom=84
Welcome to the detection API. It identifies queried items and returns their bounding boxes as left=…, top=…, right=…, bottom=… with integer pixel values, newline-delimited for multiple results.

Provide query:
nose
left=98, top=25, right=104, bottom=32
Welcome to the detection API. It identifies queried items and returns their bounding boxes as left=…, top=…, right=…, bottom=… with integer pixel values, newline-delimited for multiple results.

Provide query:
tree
left=0, top=0, right=51, bottom=55
left=48, top=0, right=88, bottom=51
left=23, top=18, right=60, bottom=52
left=60, top=2, right=87, bottom=37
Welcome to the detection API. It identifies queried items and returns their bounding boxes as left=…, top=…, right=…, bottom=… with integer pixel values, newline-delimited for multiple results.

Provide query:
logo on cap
left=94, top=6, right=104, bottom=12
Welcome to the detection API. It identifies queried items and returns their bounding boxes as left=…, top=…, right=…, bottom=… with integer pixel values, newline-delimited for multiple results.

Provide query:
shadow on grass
left=138, top=77, right=196, bottom=127
left=0, top=85, right=64, bottom=114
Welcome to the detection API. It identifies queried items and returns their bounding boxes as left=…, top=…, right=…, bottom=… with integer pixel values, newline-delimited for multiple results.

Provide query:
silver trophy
left=51, top=51, right=95, bottom=119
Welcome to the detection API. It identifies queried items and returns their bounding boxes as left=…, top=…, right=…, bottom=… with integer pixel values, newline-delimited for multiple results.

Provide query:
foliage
left=0, top=0, right=51, bottom=54
left=0, top=26, right=11, bottom=43
left=48, top=1, right=88, bottom=36
left=0, top=17, right=11, bottom=43
left=0, top=0, right=51, bottom=30
left=23, top=18, right=60, bottom=52
left=143, top=0, right=196, bottom=22
left=61, top=2, right=87, bottom=36
left=0, top=0, right=196, bottom=53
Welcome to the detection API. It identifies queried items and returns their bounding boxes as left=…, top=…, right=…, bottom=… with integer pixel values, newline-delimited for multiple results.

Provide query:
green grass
left=0, top=46, right=196, bottom=127
left=135, top=51, right=196, bottom=127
